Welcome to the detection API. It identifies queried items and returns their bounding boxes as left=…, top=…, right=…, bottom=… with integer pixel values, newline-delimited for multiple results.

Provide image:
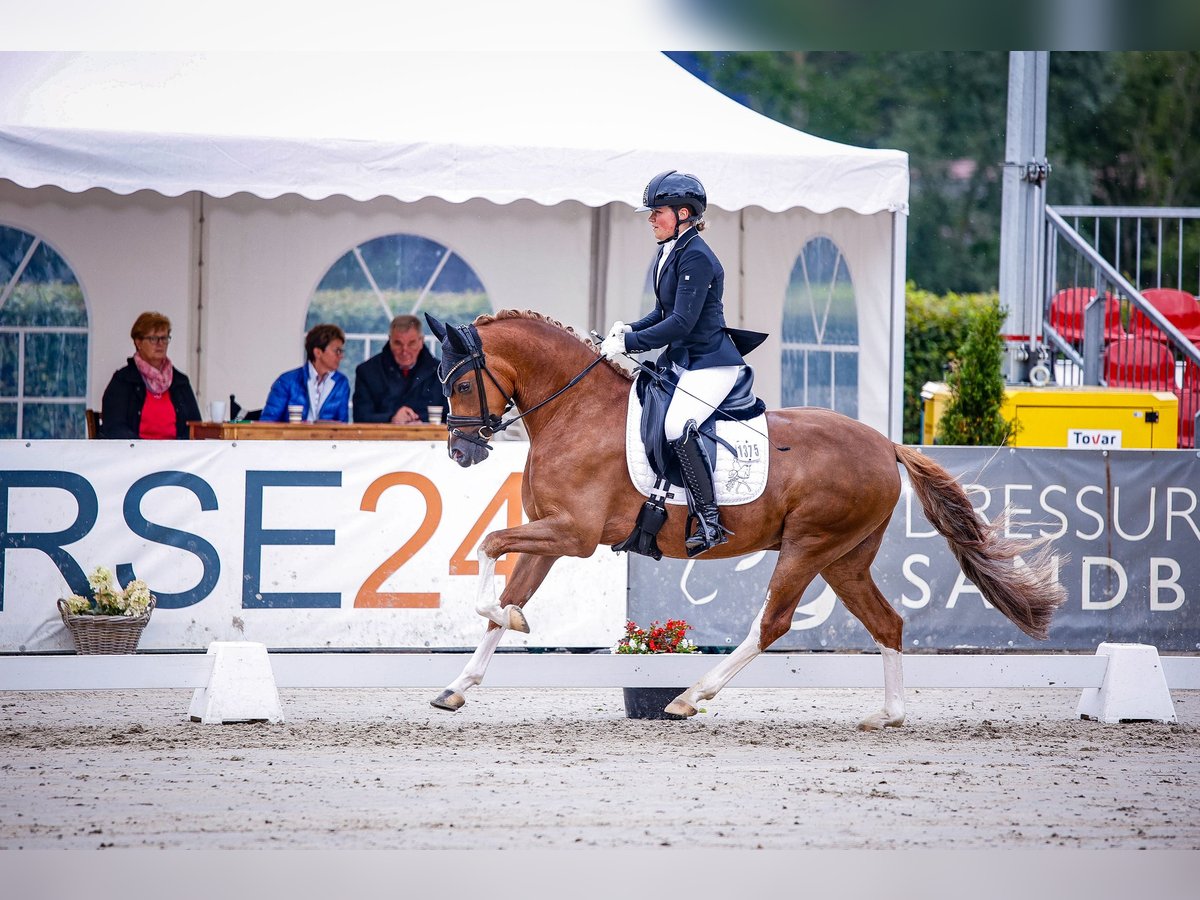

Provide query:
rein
left=440, top=324, right=607, bottom=449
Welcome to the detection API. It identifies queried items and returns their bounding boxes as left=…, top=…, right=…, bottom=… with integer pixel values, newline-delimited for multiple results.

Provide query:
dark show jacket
left=624, top=227, right=747, bottom=370
left=99, top=357, right=202, bottom=439
left=352, top=344, right=444, bottom=423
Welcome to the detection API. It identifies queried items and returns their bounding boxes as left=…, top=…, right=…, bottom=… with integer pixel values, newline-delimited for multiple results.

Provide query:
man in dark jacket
left=353, top=314, right=443, bottom=423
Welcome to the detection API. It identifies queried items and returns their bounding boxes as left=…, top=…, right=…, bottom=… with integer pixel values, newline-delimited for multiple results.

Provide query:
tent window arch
left=305, top=233, right=492, bottom=402
left=781, top=236, right=859, bottom=417
left=0, top=225, right=88, bottom=439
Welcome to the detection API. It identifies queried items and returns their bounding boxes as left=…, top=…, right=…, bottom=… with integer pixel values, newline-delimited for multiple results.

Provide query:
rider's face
left=648, top=205, right=682, bottom=242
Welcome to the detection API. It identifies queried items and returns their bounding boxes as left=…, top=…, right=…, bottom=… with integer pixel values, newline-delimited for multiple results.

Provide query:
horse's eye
left=456, top=382, right=472, bottom=394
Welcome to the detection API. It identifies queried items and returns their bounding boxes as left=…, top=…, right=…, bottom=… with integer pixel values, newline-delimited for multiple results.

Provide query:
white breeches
left=665, top=365, right=741, bottom=441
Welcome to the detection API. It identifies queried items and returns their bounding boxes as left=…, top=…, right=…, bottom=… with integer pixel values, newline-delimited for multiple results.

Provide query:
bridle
left=438, top=322, right=605, bottom=451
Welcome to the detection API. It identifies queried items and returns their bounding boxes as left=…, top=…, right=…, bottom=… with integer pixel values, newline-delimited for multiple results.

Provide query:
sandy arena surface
left=1, top=686, right=1197, bottom=850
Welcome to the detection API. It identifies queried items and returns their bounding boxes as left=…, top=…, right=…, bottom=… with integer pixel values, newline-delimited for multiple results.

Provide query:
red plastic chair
left=1129, top=288, right=1200, bottom=343
left=1177, top=361, right=1200, bottom=448
left=1104, top=335, right=1176, bottom=390
left=1048, top=287, right=1124, bottom=343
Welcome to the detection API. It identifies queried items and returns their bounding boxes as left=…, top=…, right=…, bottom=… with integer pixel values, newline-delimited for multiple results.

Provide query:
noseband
left=438, top=322, right=606, bottom=451
left=438, top=324, right=516, bottom=450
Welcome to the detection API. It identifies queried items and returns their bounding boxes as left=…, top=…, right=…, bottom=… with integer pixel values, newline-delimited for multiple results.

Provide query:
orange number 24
left=355, top=471, right=524, bottom=608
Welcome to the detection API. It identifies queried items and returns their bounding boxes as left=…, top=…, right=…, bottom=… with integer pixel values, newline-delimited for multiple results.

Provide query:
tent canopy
left=0, top=51, right=908, bottom=214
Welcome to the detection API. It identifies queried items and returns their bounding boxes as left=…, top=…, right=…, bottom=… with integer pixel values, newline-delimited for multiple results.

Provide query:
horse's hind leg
left=665, top=541, right=825, bottom=718
left=820, top=521, right=905, bottom=731
left=431, top=553, right=560, bottom=711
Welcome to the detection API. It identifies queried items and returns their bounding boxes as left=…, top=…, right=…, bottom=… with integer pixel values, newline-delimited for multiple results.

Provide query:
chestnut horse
left=425, top=310, right=1065, bottom=729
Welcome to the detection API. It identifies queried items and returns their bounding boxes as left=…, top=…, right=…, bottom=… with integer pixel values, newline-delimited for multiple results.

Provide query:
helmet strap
left=669, top=207, right=697, bottom=242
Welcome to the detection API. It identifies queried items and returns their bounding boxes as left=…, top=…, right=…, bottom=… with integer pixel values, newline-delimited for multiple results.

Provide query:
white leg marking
left=858, top=642, right=906, bottom=731
left=446, top=624, right=506, bottom=696
left=668, top=601, right=766, bottom=715
left=474, top=552, right=508, bottom=627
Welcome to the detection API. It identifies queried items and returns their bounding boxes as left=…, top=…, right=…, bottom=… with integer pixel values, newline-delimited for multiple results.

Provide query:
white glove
left=607, top=320, right=632, bottom=339
left=599, top=331, right=627, bottom=359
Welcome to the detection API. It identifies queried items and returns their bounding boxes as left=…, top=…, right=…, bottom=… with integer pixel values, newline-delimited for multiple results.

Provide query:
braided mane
left=473, top=309, right=634, bottom=380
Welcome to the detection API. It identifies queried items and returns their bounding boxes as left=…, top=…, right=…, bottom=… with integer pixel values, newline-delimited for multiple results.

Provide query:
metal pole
left=998, top=51, right=1050, bottom=384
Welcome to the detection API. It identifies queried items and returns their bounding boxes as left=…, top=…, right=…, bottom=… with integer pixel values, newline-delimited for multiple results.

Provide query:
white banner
left=0, top=440, right=625, bottom=651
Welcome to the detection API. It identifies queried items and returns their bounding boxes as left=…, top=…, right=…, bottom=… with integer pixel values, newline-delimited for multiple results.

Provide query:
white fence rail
left=2, top=651, right=1198, bottom=691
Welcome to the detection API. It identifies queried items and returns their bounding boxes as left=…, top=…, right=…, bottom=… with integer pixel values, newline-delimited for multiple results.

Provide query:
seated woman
left=260, top=323, right=350, bottom=422
left=100, top=311, right=202, bottom=439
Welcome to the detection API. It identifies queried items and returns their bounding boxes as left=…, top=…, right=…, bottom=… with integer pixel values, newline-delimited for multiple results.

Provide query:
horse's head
left=426, top=313, right=515, bottom=468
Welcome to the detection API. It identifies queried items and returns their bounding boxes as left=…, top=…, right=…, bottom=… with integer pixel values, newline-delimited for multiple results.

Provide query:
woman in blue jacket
left=261, top=323, right=351, bottom=422
left=600, top=171, right=764, bottom=557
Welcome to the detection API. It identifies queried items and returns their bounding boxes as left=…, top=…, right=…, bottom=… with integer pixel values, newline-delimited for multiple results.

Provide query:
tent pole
left=889, top=210, right=909, bottom=443
left=588, top=203, right=612, bottom=333
left=190, top=192, right=207, bottom=405
left=738, top=208, right=746, bottom=327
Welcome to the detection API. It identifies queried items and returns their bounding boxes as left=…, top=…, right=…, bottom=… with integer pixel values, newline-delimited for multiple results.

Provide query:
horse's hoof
left=505, top=605, right=530, bottom=633
left=664, top=697, right=697, bottom=718
left=857, top=711, right=904, bottom=731
left=430, top=689, right=465, bottom=712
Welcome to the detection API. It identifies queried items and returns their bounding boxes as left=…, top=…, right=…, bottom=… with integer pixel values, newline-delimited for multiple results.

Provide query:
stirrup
left=684, top=511, right=731, bottom=557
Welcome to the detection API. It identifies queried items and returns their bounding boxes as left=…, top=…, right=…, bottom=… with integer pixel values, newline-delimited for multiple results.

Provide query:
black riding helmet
left=637, top=170, right=707, bottom=218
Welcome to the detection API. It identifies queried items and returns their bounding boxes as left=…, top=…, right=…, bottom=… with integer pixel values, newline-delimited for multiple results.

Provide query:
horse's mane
left=473, top=309, right=634, bottom=381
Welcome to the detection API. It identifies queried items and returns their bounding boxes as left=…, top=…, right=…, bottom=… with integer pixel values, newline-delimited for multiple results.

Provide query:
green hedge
left=902, top=283, right=999, bottom=444
left=305, top=288, right=490, bottom=333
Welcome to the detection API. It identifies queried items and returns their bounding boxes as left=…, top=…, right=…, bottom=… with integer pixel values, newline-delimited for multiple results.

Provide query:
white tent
left=0, top=51, right=909, bottom=435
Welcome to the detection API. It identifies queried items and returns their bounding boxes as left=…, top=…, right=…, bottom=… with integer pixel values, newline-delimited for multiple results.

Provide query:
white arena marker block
left=1076, top=642, right=1177, bottom=724
left=189, top=641, right=285, bottom=725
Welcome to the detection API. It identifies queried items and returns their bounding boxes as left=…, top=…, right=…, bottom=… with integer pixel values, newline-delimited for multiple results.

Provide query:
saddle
left=614, top=363, right=768, bottom=560
left=634, top=361, right=766, bottom=488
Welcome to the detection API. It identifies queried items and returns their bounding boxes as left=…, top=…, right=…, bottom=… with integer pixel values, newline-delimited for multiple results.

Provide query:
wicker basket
left=57, top=597, right=155, bottom=654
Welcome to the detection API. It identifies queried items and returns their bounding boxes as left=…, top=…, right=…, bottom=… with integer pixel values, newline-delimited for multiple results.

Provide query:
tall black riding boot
left=670, top=420, right=731, bottom=558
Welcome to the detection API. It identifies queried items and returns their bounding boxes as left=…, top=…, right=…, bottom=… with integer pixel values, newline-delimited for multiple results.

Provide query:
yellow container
left=920, top=382, right=1179, bottom=449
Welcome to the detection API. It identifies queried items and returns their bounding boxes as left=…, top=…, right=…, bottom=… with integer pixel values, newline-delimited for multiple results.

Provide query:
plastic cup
left=287, top=404, right=303, bottom=423
left=209, top=400, right=226, bottom=422
left=427, top=406, right=444, bottom=424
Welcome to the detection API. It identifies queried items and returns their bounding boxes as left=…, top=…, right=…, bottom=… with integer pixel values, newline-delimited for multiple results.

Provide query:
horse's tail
left=894, top=444, right=1066, bottom=640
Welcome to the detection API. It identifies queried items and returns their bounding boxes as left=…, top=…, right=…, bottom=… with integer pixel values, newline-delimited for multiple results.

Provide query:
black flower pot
left=622, top=686, right=687, bottom=720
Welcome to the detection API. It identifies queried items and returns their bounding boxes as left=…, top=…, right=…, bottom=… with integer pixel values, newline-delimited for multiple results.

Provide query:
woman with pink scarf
left=100, top=311, right=201, bottom=439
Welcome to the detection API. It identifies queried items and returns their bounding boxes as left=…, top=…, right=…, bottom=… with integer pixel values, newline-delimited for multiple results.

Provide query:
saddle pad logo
left=624, top=384, right=769, bottom=506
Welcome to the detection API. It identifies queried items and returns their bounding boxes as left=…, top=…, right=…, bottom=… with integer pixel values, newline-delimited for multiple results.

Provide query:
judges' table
left=189, top=421, right=447, bottom=441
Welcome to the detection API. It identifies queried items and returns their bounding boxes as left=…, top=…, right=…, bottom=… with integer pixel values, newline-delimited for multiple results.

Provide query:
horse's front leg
left=431, top=552, right=560, bottom=712
left=474, top=550, right=532, bottom=633
left=473, top=517, right=597, bottom=634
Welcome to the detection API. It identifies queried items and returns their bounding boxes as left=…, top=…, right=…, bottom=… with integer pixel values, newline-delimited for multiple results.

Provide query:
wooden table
left=188, top=421, right=448, bottom=441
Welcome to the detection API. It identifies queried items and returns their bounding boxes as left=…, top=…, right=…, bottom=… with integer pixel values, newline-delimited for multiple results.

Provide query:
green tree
left=677, top=51, right=1200, bottom=293
left=936, top=300, right=1012, bottom=446
left=685, top=51, right=1009, bottom=293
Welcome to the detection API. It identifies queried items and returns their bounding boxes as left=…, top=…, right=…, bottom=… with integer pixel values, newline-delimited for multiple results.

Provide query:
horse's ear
left=445, top=324, right=471, bottom=354
left=424, top=313, right=448, bottom=342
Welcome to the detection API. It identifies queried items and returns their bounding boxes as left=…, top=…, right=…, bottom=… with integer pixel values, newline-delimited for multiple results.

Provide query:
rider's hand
left=606, top=320, right=631, bottom=339
left=599, top=332, right=627, bottom=359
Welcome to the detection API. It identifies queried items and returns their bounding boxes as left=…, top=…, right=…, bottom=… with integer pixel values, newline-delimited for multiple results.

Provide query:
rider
left=600, top=170, right=745, bottom=557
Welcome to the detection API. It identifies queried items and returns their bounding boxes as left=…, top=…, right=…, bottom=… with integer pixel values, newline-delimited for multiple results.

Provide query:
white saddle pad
left=624, top=382, right=769, bottom=506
